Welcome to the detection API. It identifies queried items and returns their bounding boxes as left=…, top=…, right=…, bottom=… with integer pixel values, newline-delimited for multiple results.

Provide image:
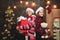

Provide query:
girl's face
left=27, top=11, right=32, bottom=16
left=38, top=10, right=44, bottom=17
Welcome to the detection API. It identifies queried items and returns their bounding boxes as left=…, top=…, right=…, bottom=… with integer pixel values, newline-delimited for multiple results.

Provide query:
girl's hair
left=36, top=12, right=46, bottom=22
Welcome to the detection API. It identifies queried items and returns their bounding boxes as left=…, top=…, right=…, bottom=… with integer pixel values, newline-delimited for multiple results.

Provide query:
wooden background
left=46, top=9, right=60, bottom=36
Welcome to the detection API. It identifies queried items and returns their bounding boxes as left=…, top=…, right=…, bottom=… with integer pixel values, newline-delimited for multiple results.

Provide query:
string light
left=14, top=5, right=16, bottom=9
left=25, top=1, right=29, bottom=5
left=20, top=1, right=23, bottom=4
left=32, top=2, right=36, bottom=6
left=53, top=5, right=57, bottom=8
left=47, top=1, right=50, bottom=4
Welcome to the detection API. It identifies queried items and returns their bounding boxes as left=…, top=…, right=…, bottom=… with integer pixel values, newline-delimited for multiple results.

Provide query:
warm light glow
left=20, top=1, right=23, bottom=4
left=4, top=24, right=6, bottom=27
left=47, top=1, right=50, bottom=4
left=32, top=2, right=36, bottom=6
left=14, top=6, right=16, bottom=9
left=12, top=14, right=15, bottom=16
left=53, top=5, right=57, bottom=8
left=25, top=1, right=29, bottom=5
left=5, top=29, right=8, bottom=32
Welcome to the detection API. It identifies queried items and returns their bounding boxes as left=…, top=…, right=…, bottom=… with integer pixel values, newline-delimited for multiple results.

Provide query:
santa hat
left=26, top=8, right=34, bottom=13
left=41, top=22, right=48, bottom=28
left=36, top=7, right=44, bottom=14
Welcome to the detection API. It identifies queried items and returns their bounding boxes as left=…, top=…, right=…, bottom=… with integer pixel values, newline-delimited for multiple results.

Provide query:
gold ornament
left=5, top=6, right=13, bottom=14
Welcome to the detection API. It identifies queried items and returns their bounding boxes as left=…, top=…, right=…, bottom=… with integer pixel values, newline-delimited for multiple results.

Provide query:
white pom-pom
left=41, top=22, right=48, bottom=28
left=41, top=36, right=44, bottom=38
left=45, top=35, right=48, bottom=38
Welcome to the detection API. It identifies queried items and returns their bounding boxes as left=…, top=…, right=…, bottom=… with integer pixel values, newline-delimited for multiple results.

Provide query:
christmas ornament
left=46, top=5, right=51, bottom=14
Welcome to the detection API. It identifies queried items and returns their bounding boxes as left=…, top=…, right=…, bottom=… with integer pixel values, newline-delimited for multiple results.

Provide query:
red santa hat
left=26, top=8, right=34, bottom=13
left=36, top=7, right=44, bottom=14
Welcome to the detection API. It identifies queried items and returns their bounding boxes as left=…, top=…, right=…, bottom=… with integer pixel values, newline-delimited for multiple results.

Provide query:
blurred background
left=0, top=0, right=60, bottom=40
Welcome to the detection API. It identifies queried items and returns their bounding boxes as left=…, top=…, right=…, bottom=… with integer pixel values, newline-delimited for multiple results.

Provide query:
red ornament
left=47, top=5, right=52, bottom=14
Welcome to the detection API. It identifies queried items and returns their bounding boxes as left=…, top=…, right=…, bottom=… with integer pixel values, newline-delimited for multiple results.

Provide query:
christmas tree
left=0, top=6, right=17, bottom=40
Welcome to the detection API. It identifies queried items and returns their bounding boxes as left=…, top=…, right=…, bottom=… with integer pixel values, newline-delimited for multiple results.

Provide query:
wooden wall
left=46, top=9, right=60, bottom=36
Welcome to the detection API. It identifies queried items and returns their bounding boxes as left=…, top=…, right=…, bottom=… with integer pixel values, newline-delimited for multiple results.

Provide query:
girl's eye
left=39, top=12, right=43, bottom=13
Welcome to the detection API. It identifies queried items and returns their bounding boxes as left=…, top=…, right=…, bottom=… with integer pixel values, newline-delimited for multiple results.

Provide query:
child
left=35, top=7, right=51, bottom=40
left=35, top=7, right=46, bottom=40
left=26, top=7, right=36, bottom=40
left=17, top=7, right=36, bottom=40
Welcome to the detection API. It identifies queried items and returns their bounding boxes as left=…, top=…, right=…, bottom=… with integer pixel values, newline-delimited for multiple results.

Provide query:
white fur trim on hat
left=36, top=7, right=44, bottom=14
left=45, top=35, right=48, bottom=38
left=26, top=8, right=34, bottom=13
left=41, top=36, right=44, bottom=38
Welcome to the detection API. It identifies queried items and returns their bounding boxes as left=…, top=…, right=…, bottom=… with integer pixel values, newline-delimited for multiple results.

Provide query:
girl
left=35, top=7, right=46, bottom=40
left=26, top=7, right=36, bottom=40
left=35, top=7, right=51, bottom=40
